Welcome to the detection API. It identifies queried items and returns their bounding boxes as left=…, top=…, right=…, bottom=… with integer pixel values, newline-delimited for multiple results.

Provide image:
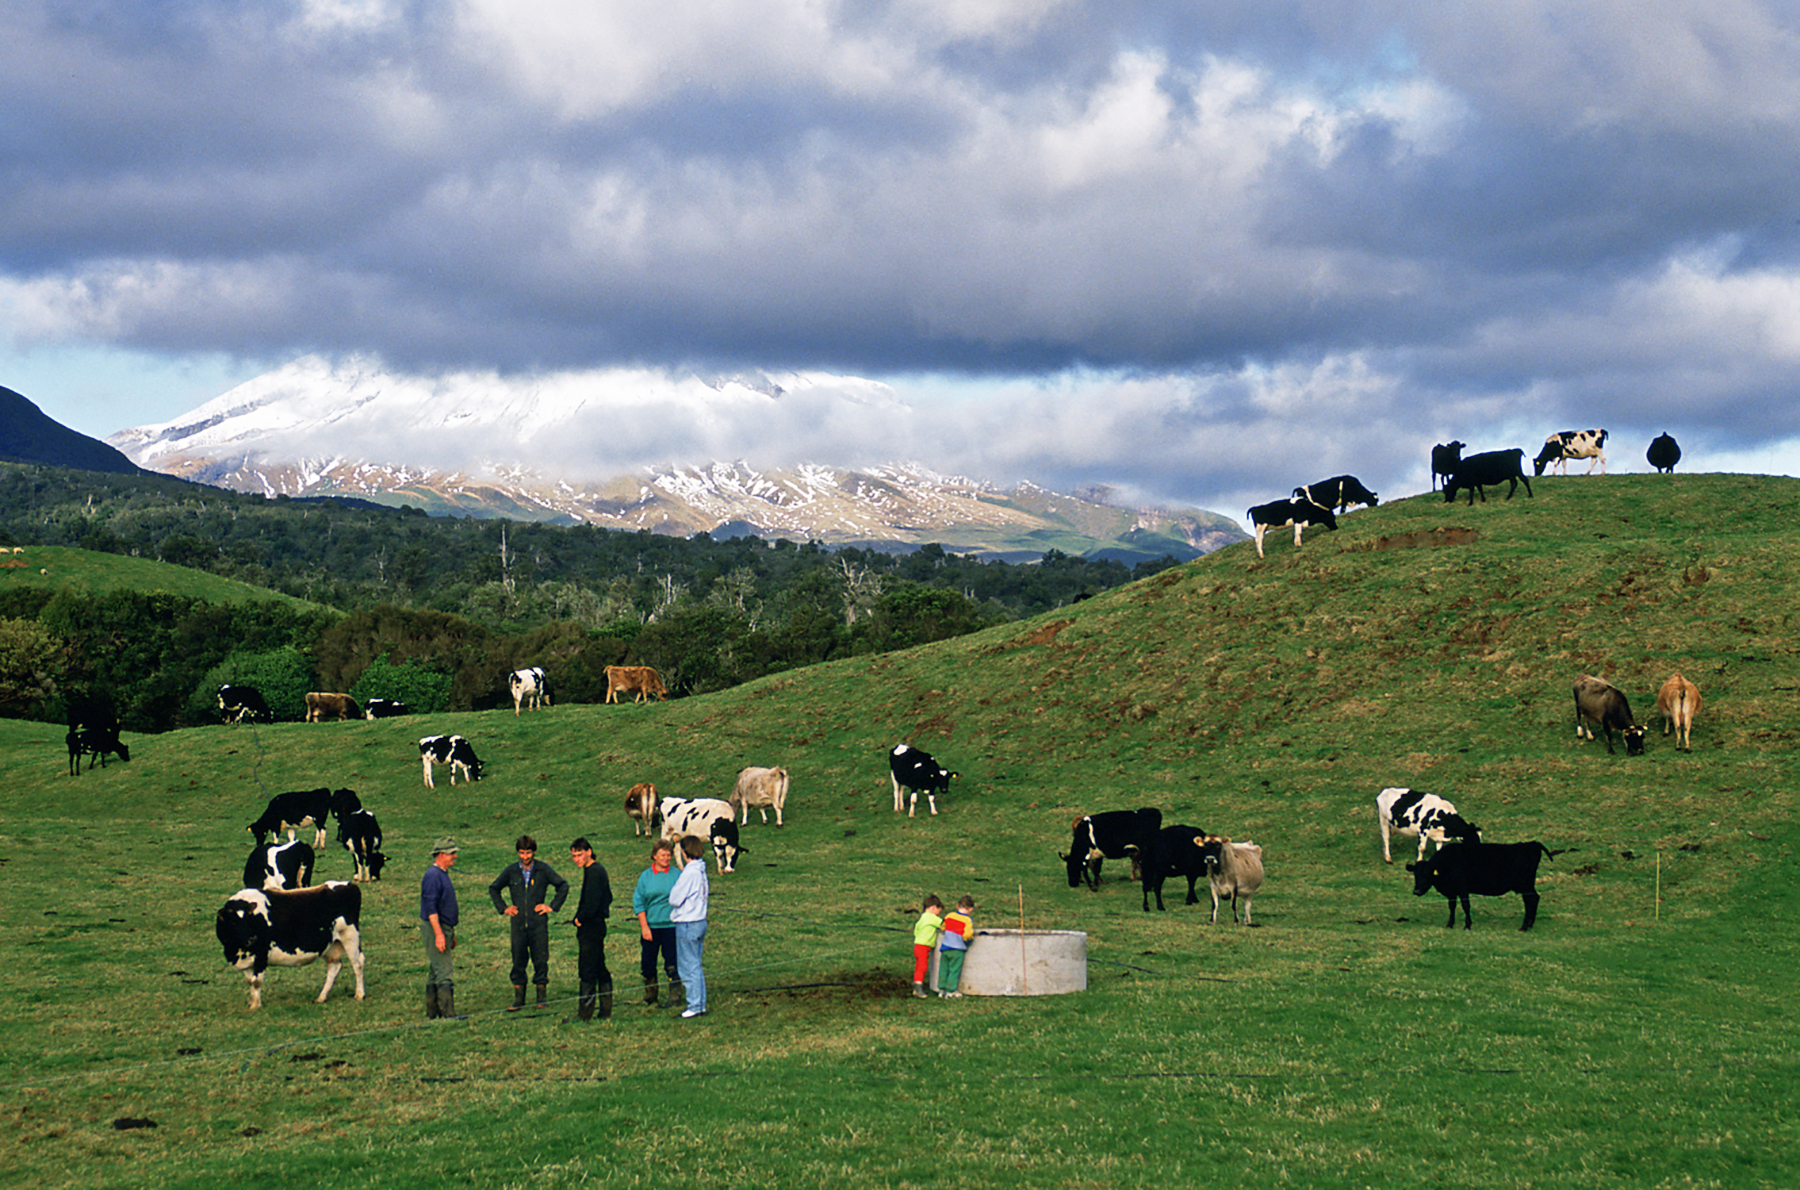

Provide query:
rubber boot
left=565, top=981, right=594, bottom=1023
left=535, top=983, right=548, bottom=1010
left=669, top=977, right=685, bottom=1007
left=912, top=982, right=928, bottom=999
left=438, top=986, right=465, bottom=1021
left=509, top=983, right=527, bottom=1012
left=598, top=979, right=614, bottom=1021
left=644, top=976, right=658, bottom=1006
left=425, top=984, right=441, bottom=1020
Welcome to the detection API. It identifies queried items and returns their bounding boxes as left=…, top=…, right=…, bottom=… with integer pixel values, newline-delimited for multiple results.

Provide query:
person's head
left=923, top=894, right=943, bottom=912
left=569, top=838, right=594, bottom=868
left=515, top=834, right=537, bottom=863
left=680, top=836, right=705, bottom=862
left=651, top=841, right=674, bottom=870
left=432, top=837, right=459, bottom=869
left=957, top=895, right=975, bottom=911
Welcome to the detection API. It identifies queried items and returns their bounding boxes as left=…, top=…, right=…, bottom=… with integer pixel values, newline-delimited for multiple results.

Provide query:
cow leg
left=1253, top=525, right=1267, bottom=558
left=891, top=775, right=903, bottom=813
left=422, top=756, right=435, bottom=788
left=1184, top=876, right=1199, bottom=905
left=1442, top=896, right=1459, bottom=928
left=1291, top=523, right=1304, bottom=550
left=1519, top=892, right=1540, bottom=931
left=1209, top=888, right=1222, bottom=925
left=1459, top=893, right=1474, bottom=929
left=1241, top=892, right=1254, bottom=926
left=317, top=955, right=343, bottom=1002
left=926, top=791, right=938, bottom=816
left=247, top=972, right=264, bottom=1010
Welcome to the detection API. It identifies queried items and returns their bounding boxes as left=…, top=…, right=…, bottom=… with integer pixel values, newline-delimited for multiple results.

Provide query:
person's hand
left=503, top=905, right=519, bottom=917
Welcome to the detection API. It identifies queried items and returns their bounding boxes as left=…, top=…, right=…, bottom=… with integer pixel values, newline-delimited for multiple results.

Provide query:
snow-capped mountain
left=109, top=357, right=1243, bottom=559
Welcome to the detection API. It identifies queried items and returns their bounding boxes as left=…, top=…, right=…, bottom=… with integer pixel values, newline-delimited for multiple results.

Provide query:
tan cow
left=731, top=766, right=790, bottom=827
left=605, top=665, right=669, bottom=704
left=1656, top=673, right=1701, bottom=752
left=304, top=692, right=361, bottom=722
left=625, top=782, right=658, bottom=836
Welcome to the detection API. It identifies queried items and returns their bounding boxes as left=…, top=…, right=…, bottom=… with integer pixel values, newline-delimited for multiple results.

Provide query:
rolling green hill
left=0, top=545, right=330, bottom=610
left=1, top=472, right=1795, bottom=1188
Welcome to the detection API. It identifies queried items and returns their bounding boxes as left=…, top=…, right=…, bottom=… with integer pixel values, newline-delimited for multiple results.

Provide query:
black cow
left=214, top=883, right=366, bottom=1009
left=1647, top=433, right=1681, bottom=473
left=1140, top=824, right=1209, bottom=911
left=1430, top=441, right=1465, bottom=491
left=218, top=684, right=272, bottom=724
left=66, top=727, right=129, bottom=775
left=243, top=840, right=315, bottom=891
left=1443, top=449, right=1533, bottom=504
left=1292, top=475, right=1378, bottom=512
left=1062, top=807, right=1163, bottom=891
left=1408, top=841, right=1559, bottom=930
left=248, top=788, right=336, bottom=848
left=1573, top=674, right=1644, bottom=755
left=336, top=808, right=386, bottom=882
left=1247, top=498, right=1338, bottom=559
left=420, top=734, right=484, bottom=787
left=889, top=743, right=957, bottom=817
left=364, top=698, right=410, bottom=719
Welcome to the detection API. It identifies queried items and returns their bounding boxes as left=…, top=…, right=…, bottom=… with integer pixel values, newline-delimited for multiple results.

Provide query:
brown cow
left=304, top=692, right=361, bottom=722
left=1573, top=675, right=1644, bottom=755
left=1656, top=673, right=1701, bottom=752
left=625, top=782, right=658, bottom=836
left=605, top=665, right=669, bottom=704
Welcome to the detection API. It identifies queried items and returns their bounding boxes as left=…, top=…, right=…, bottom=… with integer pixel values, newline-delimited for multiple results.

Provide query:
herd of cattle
left=210, top=664, right=670, bottom=728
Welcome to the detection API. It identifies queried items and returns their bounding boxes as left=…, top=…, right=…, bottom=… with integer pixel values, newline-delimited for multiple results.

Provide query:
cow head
left=1624, top=726, right=1646, bottom=756
left=366, top=851, right=387, bottom=881
left=711, top=822, right=744, bottom=873
left=1405, top=858, right=1438, bottom=896
left=215, top=891, right=272, bottom=966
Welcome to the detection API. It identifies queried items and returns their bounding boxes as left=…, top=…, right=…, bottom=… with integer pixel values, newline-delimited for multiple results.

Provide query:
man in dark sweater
left=488, top=834, right=569, bottom=1011
left=421, top=836, right=462, bottom=1019
left=566, top=837, right=615, bottom=1022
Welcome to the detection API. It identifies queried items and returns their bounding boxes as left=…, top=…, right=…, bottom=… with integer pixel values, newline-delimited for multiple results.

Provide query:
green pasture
left=2, top=473, right=1797, bottom=1188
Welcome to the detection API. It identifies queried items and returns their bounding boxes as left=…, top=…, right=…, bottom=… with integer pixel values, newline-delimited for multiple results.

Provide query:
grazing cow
left=731, top=765, right=791, bottom=827
left=1247, top=498, right=1338, bottom=559
left=889, top=743, right=958, bottom=817
left=1408, top=841, right=1558, bottom=930
left=509, top=666, right=551, bottom=715
left=66, top=727, right=129, bottom=775
left=1647, top=433, right=1682, bottom=474
left=248, top=788, right=335, bottom=848
left=419, top=734, right=484, bottom=787
left=363, top=698, right=410, bottom=719
left=657, top=796, right=744, bottom=874
left=1431, top=441, right=1466, bottom=492
left=1198, top=836, right=1265, bottom=925
left=243, top=840, right=315, bottom=891
left=1444, top=449, right=1534, bottom=504
left=1062, top=807, right=1164, bottom=891
left=304, top=692, right=361, bottom=722
left=1656, top=673, right=1701, bottom=752
left=1573, top=674, right=1645, bottom=755
left=1140, top=824, right=1210, bottom=912
left=605, top=665, right=669, bottom=704
left=1533, top=429, right=1608, bottom=477
left=214, top=883, right=366, bottom=1009
left=625, top=782, right=658, bottom=836
left=336, top=808, right=386, bottom=882
left=1293, top=475, right=1379, bottom=513
left=217, top=684, right=272, bottom=724
left=1375, top=786, right=1481, bottom=865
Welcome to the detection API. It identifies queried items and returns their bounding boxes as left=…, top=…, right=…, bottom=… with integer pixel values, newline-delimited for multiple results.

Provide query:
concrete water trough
left=934, top=929, right=1087, bottom=996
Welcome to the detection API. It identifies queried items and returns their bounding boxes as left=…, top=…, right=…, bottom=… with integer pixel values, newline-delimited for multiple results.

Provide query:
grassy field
left=0, top=544, right=326, bottom=610
left=2, top=472, right=1797, bottom=1188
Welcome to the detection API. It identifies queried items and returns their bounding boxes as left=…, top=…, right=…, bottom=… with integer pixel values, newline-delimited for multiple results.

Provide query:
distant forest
left=0, top=463, right=1183, bottom=731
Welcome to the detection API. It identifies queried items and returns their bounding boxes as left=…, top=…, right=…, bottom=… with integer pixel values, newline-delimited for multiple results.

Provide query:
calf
left=1646, top=432, right=1682, bottom=473
left=1408, top=841, right=1558, bottom=930
left=420, top=734, right=484, bottom=787
left=214, top=882, right=366, bottom=1009
left=1247, top=498, right=1338, bottom=559
left=509, top=666, right=551, bottom=715
left=66, top=727, right=129, bottom=775
left=1293, top=475, right=1378, bottom=513
left=243, top=840, right=315, bottom=891
left=1533, top=429, right=1608, bottom=477
left=732, top=765, right=791, bottom=827
left=1444, top=449, right=1533, bottom=504
left=1375, top=786, right=1480, bottom=864
left=304, top=691, right=361, bottom=722
left=1062, top=807, right=1163, bottom=891
left=336, top=808, right=387, bottom=882
left=1656, top=673, right=1701, bottom=752
left=657, top=796, right=744, bottom=874
left=248, top=788, right=335, bottom=848
left=218, top=684, right=272, bottom=724
left=889, top=743, right=958, bottom=817
left=1573, top=674, right=1645, bottom=755
left=626, top=782, right=659, bottom=836
left=1198, top=836, right=1264, bottom=925
left=605, top=665, right=669, bottom=704
left=1140, top=824, right=1210, bottom=912
left=1431, top=441, right=1465, bottom=492
left=363, top=698, right=410, bottom=719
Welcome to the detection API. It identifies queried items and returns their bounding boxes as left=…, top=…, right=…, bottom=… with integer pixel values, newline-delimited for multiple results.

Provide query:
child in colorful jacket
left=936, top=896, right=975, bottom=997
left=911, top=895, right=944, bottom=999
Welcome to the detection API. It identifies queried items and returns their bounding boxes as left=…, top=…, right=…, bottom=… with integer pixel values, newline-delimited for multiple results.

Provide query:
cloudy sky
left=6, top=0, right=1800, bottom=515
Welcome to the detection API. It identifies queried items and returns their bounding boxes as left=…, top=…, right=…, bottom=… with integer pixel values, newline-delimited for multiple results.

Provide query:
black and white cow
left=214, top=882, right=366, bottom=1009
left=420, top=734, right=484, bottom=787
left=218, top=684, right=272, bottom=724
left=509, top=666, right=551, bottom=715
left=1533, top=429, right=1608, bottom=477
left=1443, top=449, right=1533, bottom=504
left=243, top=840, right=315, bottom=891
left=336, top=808, right=386, bottom=882
left=889, top=744, right=958, bottom=817
left=657, top=796, right=744, bottom=874
left=1062, top=807, right=1164, bottom=891
left=248, top=788, right=335, bottom=848
left=1375, top=786, right=1481, bottom=865
left=1573, top=674, right=1645, bottom=755
left=363, top=698, right=410, bottom=719
left=1647, top=433, right=1681, bottom=473
left=1430, top=441, right=1466, bottom=492
left=1139, top=823, right=1209, bottom=912
left=1408, top=841, right=1559, bottom=930
left=66, top=727, right=129, bottom=775
left=1247, top=498, right=1338, bottom=559
left=1292, top=475, right=1378, bottom=513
